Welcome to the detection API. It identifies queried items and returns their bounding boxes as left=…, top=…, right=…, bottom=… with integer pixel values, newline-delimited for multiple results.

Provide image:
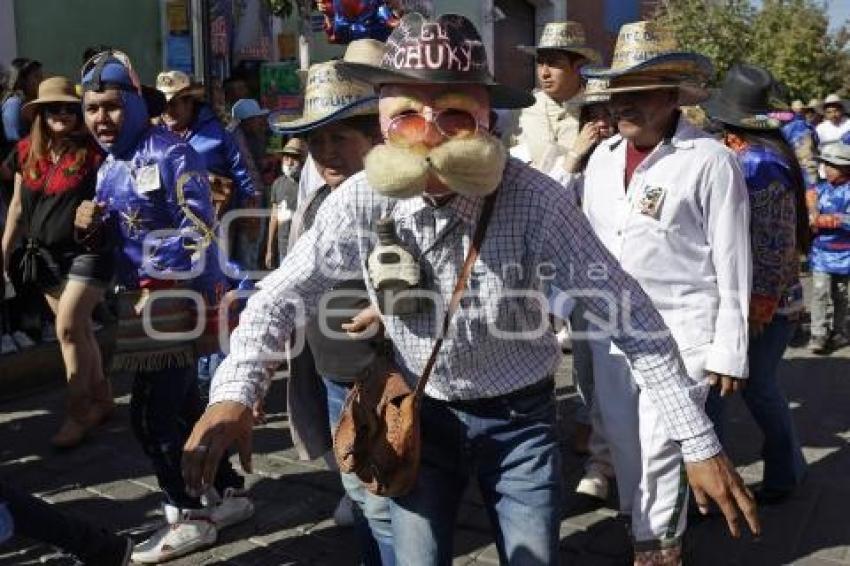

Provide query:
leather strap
left=413, top=191, right=498, bottom=399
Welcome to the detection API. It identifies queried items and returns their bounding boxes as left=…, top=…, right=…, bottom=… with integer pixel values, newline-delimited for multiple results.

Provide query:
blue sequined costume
left=810, top=179, right=850, bottom=275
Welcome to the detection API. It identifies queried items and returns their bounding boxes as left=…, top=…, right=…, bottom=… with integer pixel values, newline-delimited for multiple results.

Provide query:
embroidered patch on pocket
left=637, top=185, right=666, bottom=218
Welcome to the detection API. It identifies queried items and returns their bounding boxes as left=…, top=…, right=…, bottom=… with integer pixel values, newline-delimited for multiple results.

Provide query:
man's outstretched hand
left=182, top=401, right=254, bottom=495
left=686, top=452, right=760, bottom=538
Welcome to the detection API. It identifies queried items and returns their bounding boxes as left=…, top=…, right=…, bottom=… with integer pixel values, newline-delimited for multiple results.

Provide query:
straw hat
left=579, top=79, right=611, bottom=106
left=582, top=20, right=713, bottom=105
left=269, top=61, right=378, bottom=135
left=822, top=93, right=846, bottom=111
left=343, top=38, right=386, bottom=67
left=155, top=70, right=204, bottom=102
left=269, top=37, right=387, bottom=135
left=702, top=64, right=782, bottom=130
left=816, top=142, right=850, bottom=167
left=517, top=22, right=601, bottom=64
left=341, top=13, right=534, bottom=109
left=21, top=76, right=80, bottom=121
left=277, top=137, right=307, bottom=158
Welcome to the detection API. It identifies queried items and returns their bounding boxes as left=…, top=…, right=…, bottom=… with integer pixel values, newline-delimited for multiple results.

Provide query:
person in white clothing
left=815, top=94, right=850, bottom=148
left=511, top=22, right=600, bottom=173
left=578, top=21, right=752, bottom=565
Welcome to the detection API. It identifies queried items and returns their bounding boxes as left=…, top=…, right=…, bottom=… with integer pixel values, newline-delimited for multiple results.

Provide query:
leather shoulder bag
left=333, top=192, right=497, bottom=497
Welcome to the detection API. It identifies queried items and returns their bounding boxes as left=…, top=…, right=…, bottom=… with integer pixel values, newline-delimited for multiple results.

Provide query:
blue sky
left=752, top=0, right=850, bottom=30
left=826, top=0, right=850, bottom=29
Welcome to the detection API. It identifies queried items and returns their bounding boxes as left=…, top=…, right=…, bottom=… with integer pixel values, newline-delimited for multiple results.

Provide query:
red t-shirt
left=625, top=142, right=654, bottom=189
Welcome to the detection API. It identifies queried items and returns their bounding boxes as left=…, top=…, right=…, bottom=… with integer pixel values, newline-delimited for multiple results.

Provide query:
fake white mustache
left=364, top=134, right=507, bottom=200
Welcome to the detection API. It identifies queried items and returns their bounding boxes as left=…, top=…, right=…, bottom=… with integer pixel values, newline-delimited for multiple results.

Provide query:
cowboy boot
left=51, top=391, right=92, bottom=449
left=87, top=379, right=115, bottom=427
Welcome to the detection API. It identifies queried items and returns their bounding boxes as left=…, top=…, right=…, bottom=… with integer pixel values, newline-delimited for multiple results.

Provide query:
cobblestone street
left=1, top=336, right=849, bottom=565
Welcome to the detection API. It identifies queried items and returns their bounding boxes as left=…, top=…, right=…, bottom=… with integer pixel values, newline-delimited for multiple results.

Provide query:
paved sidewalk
left=1, top=343, right=849, bottom=565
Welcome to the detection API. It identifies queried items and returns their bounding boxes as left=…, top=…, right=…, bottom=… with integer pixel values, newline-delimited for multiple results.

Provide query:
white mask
left=282, top=163, right=301, bottom=179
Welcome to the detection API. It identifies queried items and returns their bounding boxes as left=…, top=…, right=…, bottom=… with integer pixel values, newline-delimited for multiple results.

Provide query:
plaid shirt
left=211, top=159, right=721, bottom=462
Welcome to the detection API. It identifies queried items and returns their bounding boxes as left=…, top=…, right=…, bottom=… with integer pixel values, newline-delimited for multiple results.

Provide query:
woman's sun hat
left=21, top=76, right=80, bottom=121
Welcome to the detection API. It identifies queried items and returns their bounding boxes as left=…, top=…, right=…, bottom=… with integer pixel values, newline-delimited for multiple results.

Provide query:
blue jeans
left=323, top=377, right=395, bottom=566
left=707, top=316, right=807, bottom=490
left=390, top=380, right=562, bottom=566
left=197, top=351, right=225, bottom=402
left=130, top=366, right=244, bottom=508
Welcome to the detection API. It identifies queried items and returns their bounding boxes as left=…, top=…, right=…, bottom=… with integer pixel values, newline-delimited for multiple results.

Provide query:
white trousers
left=590, top=340, right=709, bottom=549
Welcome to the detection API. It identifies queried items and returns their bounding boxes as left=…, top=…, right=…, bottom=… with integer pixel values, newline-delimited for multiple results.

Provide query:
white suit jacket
left=580, top=117, right=752, bottom=378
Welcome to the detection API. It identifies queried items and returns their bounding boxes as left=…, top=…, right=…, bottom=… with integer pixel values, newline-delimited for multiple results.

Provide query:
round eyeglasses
left=385, top=109, right=482, bottom=148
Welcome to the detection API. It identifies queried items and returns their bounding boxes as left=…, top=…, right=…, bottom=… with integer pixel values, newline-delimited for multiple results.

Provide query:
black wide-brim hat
left=702, top=63, right=783, bottom=130
left=340, top=13, right=534, bottom=109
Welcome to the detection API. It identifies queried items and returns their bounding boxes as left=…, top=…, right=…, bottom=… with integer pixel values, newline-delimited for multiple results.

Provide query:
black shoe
left=831, top=333, right=849, bottom=350
left=807, top=335, right=830, bottom=354
left=754, top=486, right=794, bottom=506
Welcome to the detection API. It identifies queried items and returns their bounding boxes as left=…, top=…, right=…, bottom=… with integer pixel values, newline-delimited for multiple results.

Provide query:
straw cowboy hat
left=579, top=78, right=611, bottom=106
left=582, top=20, right=714, bottom=105
left=21, top=76, right=80, bottom=121
left=155, top=70, right=204, bottom=102
left=702, top=64, right=783, bottom=130
left=816, top=142, right=850, bottom=167
left=822, top=93, right=847, bottom=111
left=341, top=13, right=534, bottom=109
left=269, top=38, right=388, bottom=135
left=278, top=137, right=307, bottom=158
left=517, top=22, right=601, bottom=64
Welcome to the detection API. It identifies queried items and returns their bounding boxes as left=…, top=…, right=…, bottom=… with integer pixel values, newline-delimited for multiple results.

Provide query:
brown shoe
left=87, top=379, right=115, bottom=426
left=50, top=416, right=90, bottom=448
left=51, top=393, right=92, bottom=449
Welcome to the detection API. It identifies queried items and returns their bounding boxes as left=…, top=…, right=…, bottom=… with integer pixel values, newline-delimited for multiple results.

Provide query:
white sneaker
left=1, top=334, right=18, bottom=355
left=131, top=506, right=217, bottom=564
left=332, top=493, right=356, bottom=527
left=576, top=469, right=610, bottom=500
left=12, top=330, right=35, bottom=349
left=202, top=487, right=254, bottom=530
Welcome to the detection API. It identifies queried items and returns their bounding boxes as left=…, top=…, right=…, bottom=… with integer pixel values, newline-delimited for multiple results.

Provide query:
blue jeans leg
left=323, top=376, right=395, bottom=566
left=391, top=384, right=561, bottom=566
left=742, top=316, right=807, bottom=490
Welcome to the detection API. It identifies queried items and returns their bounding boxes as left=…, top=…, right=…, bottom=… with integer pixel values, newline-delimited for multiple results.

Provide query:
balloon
left=319, top=0, right=399, bottom=44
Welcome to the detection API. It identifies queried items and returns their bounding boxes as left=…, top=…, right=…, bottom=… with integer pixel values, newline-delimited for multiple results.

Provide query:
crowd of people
left=0, top=11, right=848, bottom=566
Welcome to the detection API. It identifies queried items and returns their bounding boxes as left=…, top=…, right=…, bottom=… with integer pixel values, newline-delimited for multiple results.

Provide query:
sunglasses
left=44, top=103, right=79, bottom=116
left=386, top=109, right=482, bottom=148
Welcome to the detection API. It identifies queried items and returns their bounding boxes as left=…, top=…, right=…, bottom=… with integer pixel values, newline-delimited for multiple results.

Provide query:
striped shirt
left=211, top=158, right=721, bottom=462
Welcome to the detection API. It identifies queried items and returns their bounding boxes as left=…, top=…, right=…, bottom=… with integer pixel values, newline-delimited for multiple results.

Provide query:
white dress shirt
left=815, top=117, right=850, bottom=148
left=211, top=158, right=723, bottom=461
left=580, top=116, right=751, bottom=379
